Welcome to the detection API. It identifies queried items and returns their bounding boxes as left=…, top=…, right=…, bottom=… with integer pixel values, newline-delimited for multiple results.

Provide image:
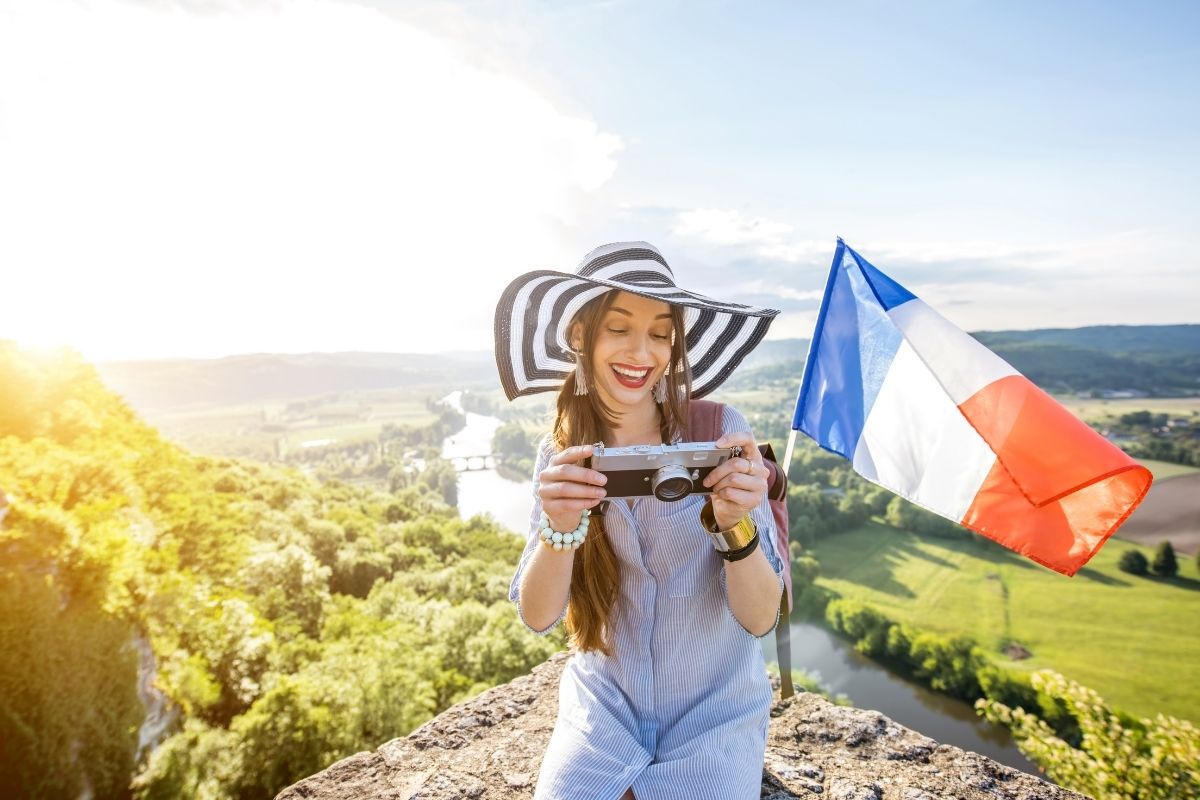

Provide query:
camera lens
left=652, top=464, right=692, bottom=502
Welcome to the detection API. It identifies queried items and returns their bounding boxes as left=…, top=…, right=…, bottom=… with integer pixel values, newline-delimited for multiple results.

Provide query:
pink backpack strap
left=686, top=399, right=724, bottom=442
left=688, top=398, right=794, bottom=698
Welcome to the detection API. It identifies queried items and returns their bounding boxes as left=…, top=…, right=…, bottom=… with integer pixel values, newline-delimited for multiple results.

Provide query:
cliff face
left=275, top=652, right=1084, bottom=800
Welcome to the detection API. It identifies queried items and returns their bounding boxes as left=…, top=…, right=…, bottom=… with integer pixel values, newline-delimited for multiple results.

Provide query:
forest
left=0, top=343, right=562, bottom=799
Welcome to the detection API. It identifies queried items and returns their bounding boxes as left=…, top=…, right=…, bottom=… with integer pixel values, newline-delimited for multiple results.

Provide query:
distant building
left=315, top=405, right=372, bottom=423
left=1098, top=389, right=1150, bottom=399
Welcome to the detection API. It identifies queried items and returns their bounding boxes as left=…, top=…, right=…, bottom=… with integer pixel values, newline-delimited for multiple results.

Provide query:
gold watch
left=700, top=499, right=756, bottom=552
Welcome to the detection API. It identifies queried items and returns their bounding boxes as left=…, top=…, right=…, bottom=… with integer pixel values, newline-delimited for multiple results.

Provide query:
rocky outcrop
left=275, top=652, right=1085, bottom=800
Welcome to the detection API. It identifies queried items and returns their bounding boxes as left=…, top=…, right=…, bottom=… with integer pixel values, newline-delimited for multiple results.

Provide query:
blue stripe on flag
left=845, top=243, right=916, bottom=310
left=792, top=241, right=909, bottom=459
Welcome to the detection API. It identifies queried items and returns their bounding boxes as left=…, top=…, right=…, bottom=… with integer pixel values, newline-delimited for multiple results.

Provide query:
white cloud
left=0, top=0, right=621, bottom=360
left=672, top=208, right=797, bottom=248
left=663, top=206, right=1199, bottom=337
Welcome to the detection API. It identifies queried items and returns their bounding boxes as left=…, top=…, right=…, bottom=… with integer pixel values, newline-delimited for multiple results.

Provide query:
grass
left=143, top=389, right=440, bottom=458
left=1057, top=395, right=1200, bottom=423
left=810, top=522, right=1200, bottom=724
left=710, top=387, right=796, bottom=410
left=1139, top=458, right=1200, bottom=482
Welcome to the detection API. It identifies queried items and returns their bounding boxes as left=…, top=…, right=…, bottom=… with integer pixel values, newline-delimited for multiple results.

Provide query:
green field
left=141, top=388, right=440, bottom=459
left=1058, top=395, right=1200, bottom=423
left=810, top=523, right=1200, bottom=723
left=710, top=387, right=796, bottom=410
left=1140, top=458, right=1200, bottom=482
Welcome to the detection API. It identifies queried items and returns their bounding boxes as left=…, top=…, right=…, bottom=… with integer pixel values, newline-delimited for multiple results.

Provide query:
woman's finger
left=544, top=497, right=602, bottom=514
left=715, top=431, right=757, bottom=452
left=549, top=444, right=596, bottom=467
left=543, top=463, right=608, bottom=487
left=702, top=455, right=758, bottom=489
left=711, top=470, right=766, bottom=494
left=539, top=481, right=607, bottom=501
left=701, top=456, right=744, bottom=488
left=715, top=486, right=760, bottom=510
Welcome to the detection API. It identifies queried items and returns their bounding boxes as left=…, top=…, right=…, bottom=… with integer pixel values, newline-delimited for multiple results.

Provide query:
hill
left=96, top=351, right=495, bottom=411
left=972, top=324, right=1200, bottom=355
left=740, top=324, right=1200, bottom=396
left=93, top=325, right=1199, bottom=421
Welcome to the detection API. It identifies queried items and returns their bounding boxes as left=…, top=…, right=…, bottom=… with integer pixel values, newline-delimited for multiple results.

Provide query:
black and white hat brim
left=494, top=242, right=779, bottom=401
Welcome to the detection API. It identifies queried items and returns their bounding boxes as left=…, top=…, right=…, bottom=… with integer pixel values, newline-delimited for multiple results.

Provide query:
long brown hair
left=553, top=290, right=692, bottom=654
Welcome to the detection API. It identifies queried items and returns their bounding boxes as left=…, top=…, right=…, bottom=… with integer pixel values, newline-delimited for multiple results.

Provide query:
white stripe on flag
left=853, top=340, right=997, bottom=521
left=888, top=299, right=1017, bottom=404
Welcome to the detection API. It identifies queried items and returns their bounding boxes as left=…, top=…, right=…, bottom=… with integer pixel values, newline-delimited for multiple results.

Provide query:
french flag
left=790, top=240, right=1153, bottom=576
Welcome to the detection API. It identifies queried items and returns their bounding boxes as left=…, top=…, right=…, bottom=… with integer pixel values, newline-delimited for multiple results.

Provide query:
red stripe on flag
left=958, top=375, right=1152, bottom=576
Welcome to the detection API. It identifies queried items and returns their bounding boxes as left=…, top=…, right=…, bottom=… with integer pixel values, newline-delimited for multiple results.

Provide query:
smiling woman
left=562, top=290, right=686, bottom=441
left=493, top=242, right=786, bottom=800
left=583, top=294, right=675, bottom=397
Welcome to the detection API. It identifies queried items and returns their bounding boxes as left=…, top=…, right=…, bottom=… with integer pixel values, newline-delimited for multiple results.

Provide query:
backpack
left=687, top=399, right=795, bottom=699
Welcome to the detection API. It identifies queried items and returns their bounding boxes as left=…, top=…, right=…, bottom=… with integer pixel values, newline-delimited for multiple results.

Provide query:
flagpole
left=782, top=428, right=798, bottom=482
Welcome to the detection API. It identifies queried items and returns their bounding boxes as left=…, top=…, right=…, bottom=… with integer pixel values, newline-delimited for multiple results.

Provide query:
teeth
left=612, top=365, right=650, bottom=379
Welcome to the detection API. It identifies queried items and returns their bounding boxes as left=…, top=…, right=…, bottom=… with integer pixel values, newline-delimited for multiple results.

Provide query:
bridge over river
left=449, top=454, right=503, bottom=472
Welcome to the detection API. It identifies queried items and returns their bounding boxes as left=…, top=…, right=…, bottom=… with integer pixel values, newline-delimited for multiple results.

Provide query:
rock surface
left=276, top=652, right=1085, bottom=800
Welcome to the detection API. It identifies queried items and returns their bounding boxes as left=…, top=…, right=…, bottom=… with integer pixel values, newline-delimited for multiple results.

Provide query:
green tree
left=493, top=422, right=533, bottom=461
left=786, top=483, right=829, bottom=546
left=1118, top=549, right=1149, bottom=576
left=131, top=719, right=241, bottom=800
left=1152, top=541, right=1179, bottom=578
left=492, top=422, right=536, bottom=480
left=419, top=459, right=459, bottom=508
left=885, top=496, right=965, bottom=539
left=977, top=670, right=1200, bottom=800
left=241, top=543, right=332, bottom=637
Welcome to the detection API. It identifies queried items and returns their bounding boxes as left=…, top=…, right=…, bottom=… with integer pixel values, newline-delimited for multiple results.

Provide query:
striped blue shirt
left=509, top=405, right=786, bottom=800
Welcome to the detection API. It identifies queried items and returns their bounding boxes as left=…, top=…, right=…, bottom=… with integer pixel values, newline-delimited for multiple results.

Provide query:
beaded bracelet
left=539, top=508, right=590, bottom=551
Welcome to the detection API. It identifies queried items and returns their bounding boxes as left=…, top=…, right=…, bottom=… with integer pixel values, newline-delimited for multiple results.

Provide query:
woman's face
left=577, top=291, right=674, bottom=415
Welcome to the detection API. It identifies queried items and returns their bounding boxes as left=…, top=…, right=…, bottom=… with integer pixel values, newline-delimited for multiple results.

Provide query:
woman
left=494, top=242, right=785, bottom=800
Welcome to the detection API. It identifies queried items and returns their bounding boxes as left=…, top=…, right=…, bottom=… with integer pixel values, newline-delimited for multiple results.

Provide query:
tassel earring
left=574, top=350, right=589, bottom=396
left=653, top=374, right=668, bottom=404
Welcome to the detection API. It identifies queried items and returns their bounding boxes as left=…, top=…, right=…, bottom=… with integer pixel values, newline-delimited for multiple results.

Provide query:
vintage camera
left=587, top=441, right=743, bottom=502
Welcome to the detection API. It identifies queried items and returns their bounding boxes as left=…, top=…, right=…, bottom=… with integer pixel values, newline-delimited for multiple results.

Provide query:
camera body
left=588, top=441, right=742, bottom=502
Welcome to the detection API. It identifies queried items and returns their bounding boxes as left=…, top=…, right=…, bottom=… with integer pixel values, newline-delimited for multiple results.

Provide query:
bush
left=1118, top=549, right=1149, bottom=576
left=789, top=546, right=820, bottom=598
left=1152, top=541, right=1179, bottom=578
left=977, top=670, right=1200, bottom=800
left=884, top=496, right=968, bottom=539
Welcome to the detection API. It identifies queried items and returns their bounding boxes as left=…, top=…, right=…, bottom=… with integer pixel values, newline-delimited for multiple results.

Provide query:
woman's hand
left=538, top=444, right=608, bottom=533
left=702, top=431, right=768, bottom=531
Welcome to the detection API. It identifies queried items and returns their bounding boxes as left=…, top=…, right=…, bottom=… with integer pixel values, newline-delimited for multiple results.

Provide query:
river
left=440, top=392, right=536, bottom=531
left=441, top=394, right=1038, bottom=776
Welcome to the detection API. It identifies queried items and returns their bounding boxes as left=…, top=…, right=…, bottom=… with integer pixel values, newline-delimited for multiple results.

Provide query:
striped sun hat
left=494, top=241, right=780, bottom=401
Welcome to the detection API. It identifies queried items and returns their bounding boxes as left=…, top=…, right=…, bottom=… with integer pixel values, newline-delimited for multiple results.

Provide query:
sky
left=1, top=0, right=1197, bottom=362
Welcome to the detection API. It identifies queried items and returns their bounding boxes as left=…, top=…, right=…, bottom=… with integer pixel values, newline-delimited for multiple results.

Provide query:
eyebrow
left=609, top=306, right=672, bottom=320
